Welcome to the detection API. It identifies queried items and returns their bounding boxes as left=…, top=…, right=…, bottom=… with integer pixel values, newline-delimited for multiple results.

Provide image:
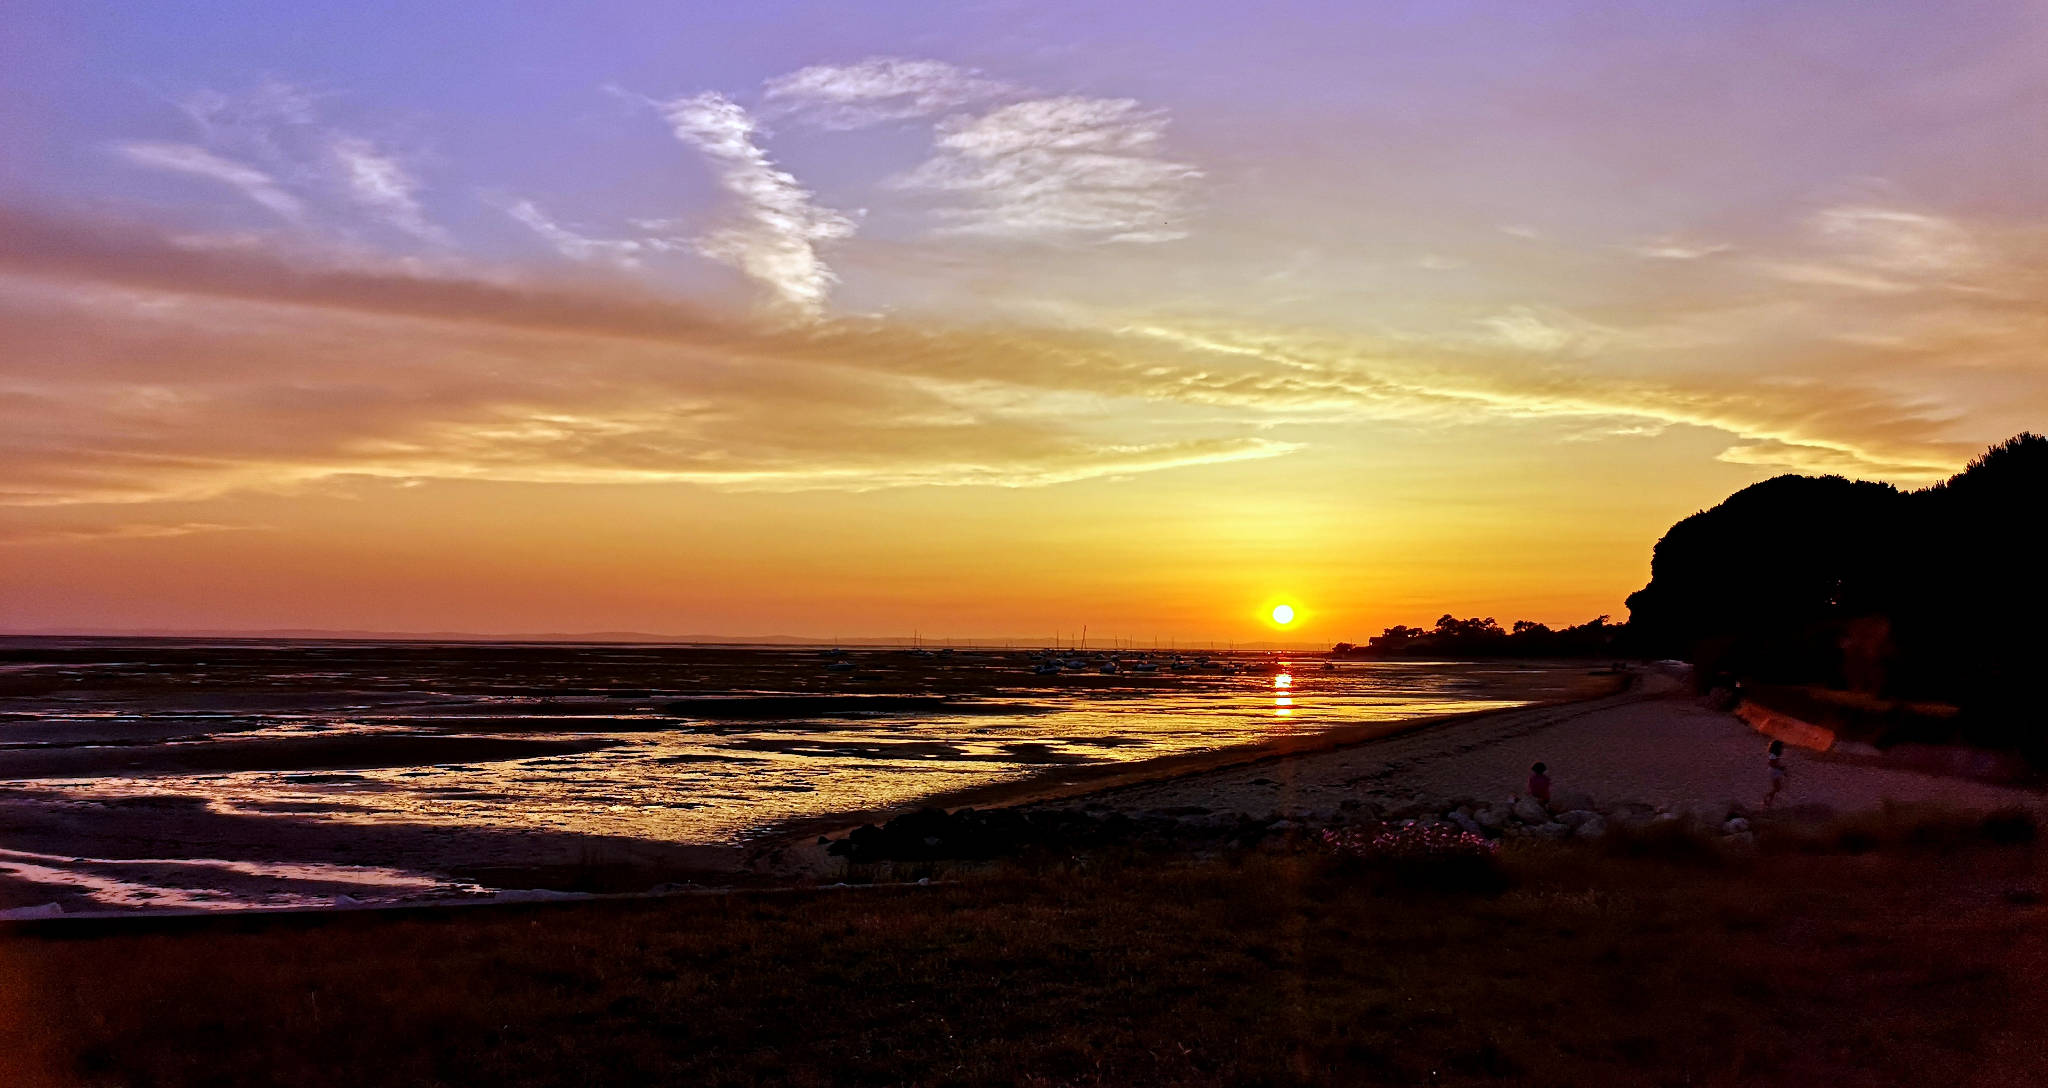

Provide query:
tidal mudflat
left=0, top=639, right=1602, bottom=911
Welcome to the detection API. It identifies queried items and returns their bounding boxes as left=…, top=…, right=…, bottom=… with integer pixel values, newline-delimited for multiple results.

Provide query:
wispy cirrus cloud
left=0, top=521, right=269, bottom=547
left=1712, top=439, right=1955, bottom=479
left=0, top=211, right=1288, bottom=506
left=113, top=141, right=306, bottom=221
left=498, top=198, right=657, bottom=266
left=1475, top=306, right=1617, bottom=356
left=328, top=136, right=444, bottom=243
left=1755, top=205, right=1987, bottom=294
left=1110, top=321, right=1976, bottom=480
left=1630, top=236, right=1733, bottom=260
left=658, top=92, right=856, bottom=315
left=756, top=58, right=1202, bottom=245
left=762, top=57, right=1012, bottom=129
left=175, top=78, right=323, bottom=150
left=2, top=210, right=2017, bottom=514
left=118, top=80, right=446, bottom=246
left=569, top=57, right=1201, bottom=310
left=892, top=96, right=1200, bottom=244
left=1814, top=205, right=1980, bottom=275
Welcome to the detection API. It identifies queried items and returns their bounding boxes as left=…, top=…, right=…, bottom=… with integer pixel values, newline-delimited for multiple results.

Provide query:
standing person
left=1526, top=762, right=1551, bottom=805
left=1763, top=740, right=1788, bottom=809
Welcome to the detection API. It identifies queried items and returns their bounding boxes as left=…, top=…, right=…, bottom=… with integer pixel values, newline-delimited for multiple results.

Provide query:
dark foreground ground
left=4, top=820, right=2046, bottom=1088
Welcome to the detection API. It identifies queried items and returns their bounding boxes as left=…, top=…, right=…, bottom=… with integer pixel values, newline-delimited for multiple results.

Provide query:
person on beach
left=1526, top=762, right=1551, bottom=805
left=1764, top=740, right=1787, bottom=809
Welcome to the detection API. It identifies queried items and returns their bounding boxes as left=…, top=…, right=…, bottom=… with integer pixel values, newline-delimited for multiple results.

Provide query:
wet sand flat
left=0, top=734, right=622, bottom=780
left=1, top=639, right=1604, bottom=911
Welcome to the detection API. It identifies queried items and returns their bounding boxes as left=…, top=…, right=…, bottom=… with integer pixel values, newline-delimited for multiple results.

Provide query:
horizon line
left=0, top=626, right=1334, bottom=650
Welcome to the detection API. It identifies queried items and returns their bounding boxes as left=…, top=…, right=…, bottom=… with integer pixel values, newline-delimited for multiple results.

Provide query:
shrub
left=1758, top=804, right=2040, bottom=855
left=1320, top=823, right=1508, bottom=894
left=1602, top=818, right=1726, bottom=866
left=1980, top=808, right=2038, bottom=846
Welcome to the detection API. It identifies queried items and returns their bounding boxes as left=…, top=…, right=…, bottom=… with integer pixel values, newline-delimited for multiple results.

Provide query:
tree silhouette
left=1335, top=434, right=2045, bottom=755
left=1623, top=432, right=2047, bottom=756
left=1338, top=614, right=1615, bottom=659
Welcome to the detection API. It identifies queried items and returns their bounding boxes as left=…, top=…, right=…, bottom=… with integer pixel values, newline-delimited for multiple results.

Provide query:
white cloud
left=762, top=57, right=1011, bottom=129
left=499, top=199, right=652, bottom=266
left=1631, top=236, right=1733, bottom=260
left=328, top=137, right=445, bottom=243
left=1812, top=205, right=1978, bottom=275
left=1754, top=205, right=1986, bottom=294
left=1106, top=321, right=1971, bottom=481
left=121, top=82, right=453, bottom=246
left=113, top=141, right=305, bottom=221
left=0, top=227, right=1311, bottom=505
left=1713, top=439, right=1955, bottom=479
left=175, top=79, right=322, bottom=156
left=658, top=92, right=855, bottom=315
left=0, top=521, right=267, bottom=546
left=1477, top=306, right=1614, bottom=355
left=5, top=211, right=2009, bottom=508
left=893, top=97, right=1199, bottom=244
left=1751, top=260, right=1918, bottom=294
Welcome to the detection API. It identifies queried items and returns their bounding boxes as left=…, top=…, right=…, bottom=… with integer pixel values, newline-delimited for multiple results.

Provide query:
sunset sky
left=3, top=1, right=2045, bottom=643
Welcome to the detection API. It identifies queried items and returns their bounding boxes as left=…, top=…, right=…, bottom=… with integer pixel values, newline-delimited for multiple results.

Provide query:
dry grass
left=2, top=835, right=2045, bottom=1087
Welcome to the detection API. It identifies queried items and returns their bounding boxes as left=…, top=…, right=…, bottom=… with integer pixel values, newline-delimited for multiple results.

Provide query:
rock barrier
left=821, top=792, right=1799, bottom=863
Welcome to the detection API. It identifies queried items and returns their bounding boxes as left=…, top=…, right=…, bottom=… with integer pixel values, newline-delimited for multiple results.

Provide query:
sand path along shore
left=1042, top=668, right=2043, bottom=819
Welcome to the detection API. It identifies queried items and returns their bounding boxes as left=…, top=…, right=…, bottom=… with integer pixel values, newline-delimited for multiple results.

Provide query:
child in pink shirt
left=1526, top=762, right=1551, bottom=805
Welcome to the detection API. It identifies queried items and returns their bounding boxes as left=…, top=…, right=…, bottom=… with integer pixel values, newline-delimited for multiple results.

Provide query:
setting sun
left=1271, top=604, right=1296, bottom=625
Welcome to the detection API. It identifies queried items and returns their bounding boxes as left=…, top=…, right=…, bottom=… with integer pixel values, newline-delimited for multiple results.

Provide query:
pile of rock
left=1379, top=794, right=1757, bottom=847
left=826, top=802, right=1373, bottom=862
left=826, top=805, right=1215, bottom=862
left=823, top=794, right=1765, bottom=863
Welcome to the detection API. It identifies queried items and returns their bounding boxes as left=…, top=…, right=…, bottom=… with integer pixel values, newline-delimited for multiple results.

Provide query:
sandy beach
left=1035, top=667, right=2042, bottom=822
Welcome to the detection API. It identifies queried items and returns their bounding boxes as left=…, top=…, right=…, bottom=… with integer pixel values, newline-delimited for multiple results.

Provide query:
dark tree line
left=1331, top=614, right=1619, bottom=659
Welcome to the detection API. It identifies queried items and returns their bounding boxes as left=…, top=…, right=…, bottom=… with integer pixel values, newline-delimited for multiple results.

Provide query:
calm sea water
left=0, top=640, right=1592, bottom=910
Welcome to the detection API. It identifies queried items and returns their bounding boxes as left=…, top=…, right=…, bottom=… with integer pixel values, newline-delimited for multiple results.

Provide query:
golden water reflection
left=10, top=654, right=1581, bottom=857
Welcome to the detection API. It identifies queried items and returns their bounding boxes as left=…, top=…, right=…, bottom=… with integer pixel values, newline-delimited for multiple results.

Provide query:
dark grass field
left=4, top=827, right=2045, bottom=1087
